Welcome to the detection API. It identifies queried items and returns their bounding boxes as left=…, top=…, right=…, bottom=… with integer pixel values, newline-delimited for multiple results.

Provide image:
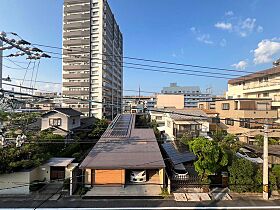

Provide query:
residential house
left=163, top=109, right=210, bottom=141
left=79, top=114, right=165, bottom=197
left=41, top=108, right=83, bottom=136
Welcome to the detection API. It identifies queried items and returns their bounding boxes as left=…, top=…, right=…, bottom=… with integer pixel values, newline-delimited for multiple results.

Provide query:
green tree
left=149, top=119, right=161, bottom=140
left=229, top=157, right=261, bottom=192
left=188, top=137, right=228, bottom=180
left=88, top=118, right=109, bottom=138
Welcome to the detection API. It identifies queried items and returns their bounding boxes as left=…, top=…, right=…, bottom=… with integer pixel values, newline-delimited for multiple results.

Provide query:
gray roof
left=79, top=114, right=165, bottom=169
left=166, top=109, right=208, bottom=121
left=42, top=108, right=83, bottom=117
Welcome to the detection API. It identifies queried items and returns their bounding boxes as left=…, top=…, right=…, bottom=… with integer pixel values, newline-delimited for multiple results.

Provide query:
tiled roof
left=42, top=108, right=83, bottom=117
left=228, top=66, right=280, bottom=85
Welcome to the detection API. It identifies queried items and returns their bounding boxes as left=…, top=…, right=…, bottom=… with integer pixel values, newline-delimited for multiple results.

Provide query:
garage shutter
left=94, top=170, right=125, bottom=185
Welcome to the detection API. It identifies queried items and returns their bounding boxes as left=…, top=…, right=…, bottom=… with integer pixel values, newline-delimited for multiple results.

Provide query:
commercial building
left=161, top=83, right=212, bottom=108
left=156, top=94, right=185, bottom=109
left=62, top=0, right=123, bottom=119
left=80, top=114, right=165, bottom=197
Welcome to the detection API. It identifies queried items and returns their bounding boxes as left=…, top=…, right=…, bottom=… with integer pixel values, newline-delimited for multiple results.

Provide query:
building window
left=225, top=118, right=234, bottom=126
left=156, top=116, right=162, bottom=120
left=167, top=121, right=171, bottom=127
left=222, top=103, right=230, bottom=110
left=72, top=119, right=76, bottom=125
left=199, top=104, right=204, bottom=109
left=49, top=118, right=62, bottom=126
left=263, top=93, right=269, bottom=97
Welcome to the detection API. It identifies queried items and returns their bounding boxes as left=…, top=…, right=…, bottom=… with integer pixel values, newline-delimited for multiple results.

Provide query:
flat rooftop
left=80, top=114, right=165, bottom=169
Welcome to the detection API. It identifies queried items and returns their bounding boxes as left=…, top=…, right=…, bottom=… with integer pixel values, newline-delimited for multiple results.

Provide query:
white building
left=62, top=0, right=123, bottom=119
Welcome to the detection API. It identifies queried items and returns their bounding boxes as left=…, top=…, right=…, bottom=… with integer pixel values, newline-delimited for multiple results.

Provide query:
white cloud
left=190, top=27, right=214, bottom=45
left=215, top=14, right=263, bottom=37
left=196, top=34, right=213, bottom=44
left=257, top=25, right=263, bottom=33
left=253, top=39, right=280, bottom=64
left=220, top=38, right=227, bottom=47
left=225, top=11, right=234, bottom=16
left=232, top=60, right=248, bottom=70
left=214, top=22, right=232, bottom=30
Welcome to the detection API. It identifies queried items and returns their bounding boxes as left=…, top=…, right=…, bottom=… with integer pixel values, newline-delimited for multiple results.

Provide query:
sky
left=1, top=0, right=280, bottom=96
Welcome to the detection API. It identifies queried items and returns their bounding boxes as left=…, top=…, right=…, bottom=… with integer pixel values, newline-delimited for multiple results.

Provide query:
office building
left=161, top=83, right=212, bottom=108
left=62, top=0, right=123, bottom=119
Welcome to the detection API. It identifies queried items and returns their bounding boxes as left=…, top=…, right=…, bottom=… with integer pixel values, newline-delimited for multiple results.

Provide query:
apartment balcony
left=64, top=13, right=90, bottom=21
left=64, top=0, right=89, bottom=4
left=63, top=90, right=89, bottom=95
left=272, top=101, right=280, bottom=107
left=63, top=22, right=89, bottom=30
left=63, top=30, right=90, bottom=38
left=63, top=82, right=89, bottom=87
left=63, top=56, right=89, bottom=63
left=63, top=73, right=89, bottom=79
left=63, top=39, right=89, bottom=46
left=63, top=65, right=90, bottom=71
left=63, top=48, right=90, bottom=55
left=221, top=109, right=278, bottom=119
left=243, top=82, right=280, bottom=93
left=64, top=4, right=90, bottom=13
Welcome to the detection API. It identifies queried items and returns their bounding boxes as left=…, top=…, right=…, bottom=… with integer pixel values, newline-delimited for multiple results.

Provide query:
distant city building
left=35, top=92, right=61, bottom=98
left=123, top=95, right=156, bottom=113
left=62, top=0, right=123, bottom=119
left=161, top=83, right=212, bottom=108
left=156, top=94, right=184, bottom=109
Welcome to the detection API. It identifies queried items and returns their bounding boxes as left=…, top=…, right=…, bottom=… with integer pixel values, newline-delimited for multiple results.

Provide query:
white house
left=41, top=108, right=83, bottom=136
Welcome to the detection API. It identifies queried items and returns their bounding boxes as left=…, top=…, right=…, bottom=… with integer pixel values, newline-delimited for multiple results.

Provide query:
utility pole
left=0, top=40, right=3, bottom=89
left=263, top=123, right=269, bottom=200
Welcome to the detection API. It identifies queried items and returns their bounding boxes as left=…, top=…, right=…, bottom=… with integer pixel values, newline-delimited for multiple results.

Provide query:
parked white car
left=130, top=170, right=146, bottom=183
left=236, top=148, right=263, bottom=164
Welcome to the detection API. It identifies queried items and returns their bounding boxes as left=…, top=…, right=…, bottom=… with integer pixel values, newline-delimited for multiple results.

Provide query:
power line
left=43, top=50, right=242, bottom=77
left=32, top=43, right=256, bottom=74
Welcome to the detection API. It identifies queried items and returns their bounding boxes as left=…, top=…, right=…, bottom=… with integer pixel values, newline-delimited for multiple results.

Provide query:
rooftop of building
left=228, top=66, right=280, bottom=85
left=79, top=114, right=165, bottom=169
left=214, top=98, right=273, bottom=102
left=41, top=108, right=83, bottom=117
left=150, top=108, right=208, bottom=120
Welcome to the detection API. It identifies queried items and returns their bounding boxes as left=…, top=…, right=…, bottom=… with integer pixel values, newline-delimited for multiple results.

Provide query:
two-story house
left=41, top=108, right=83, bottom=136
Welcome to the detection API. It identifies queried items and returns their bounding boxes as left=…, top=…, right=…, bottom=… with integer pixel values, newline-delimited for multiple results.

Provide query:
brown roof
left=79, top=114, right=165, bottom=169
left=228, top=66, right=280, bottom=85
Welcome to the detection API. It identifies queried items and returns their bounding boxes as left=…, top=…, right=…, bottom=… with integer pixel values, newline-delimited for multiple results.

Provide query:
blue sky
left=1, top=0, right=280, bottom=95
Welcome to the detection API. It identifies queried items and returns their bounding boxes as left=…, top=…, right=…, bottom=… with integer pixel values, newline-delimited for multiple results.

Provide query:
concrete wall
left=156, top=94, right=184, bottom=109
left=0, top=167, right=42, bottom=195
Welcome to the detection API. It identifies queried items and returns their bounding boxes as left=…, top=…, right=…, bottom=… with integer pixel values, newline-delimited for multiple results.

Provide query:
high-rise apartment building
left=161, top=83, right=212, bottom=108
left=62, top=0, right=123, bottom=119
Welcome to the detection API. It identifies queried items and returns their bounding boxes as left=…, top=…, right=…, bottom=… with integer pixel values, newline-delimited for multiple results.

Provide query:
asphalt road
left=0, top=197, right=280, bottom=209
